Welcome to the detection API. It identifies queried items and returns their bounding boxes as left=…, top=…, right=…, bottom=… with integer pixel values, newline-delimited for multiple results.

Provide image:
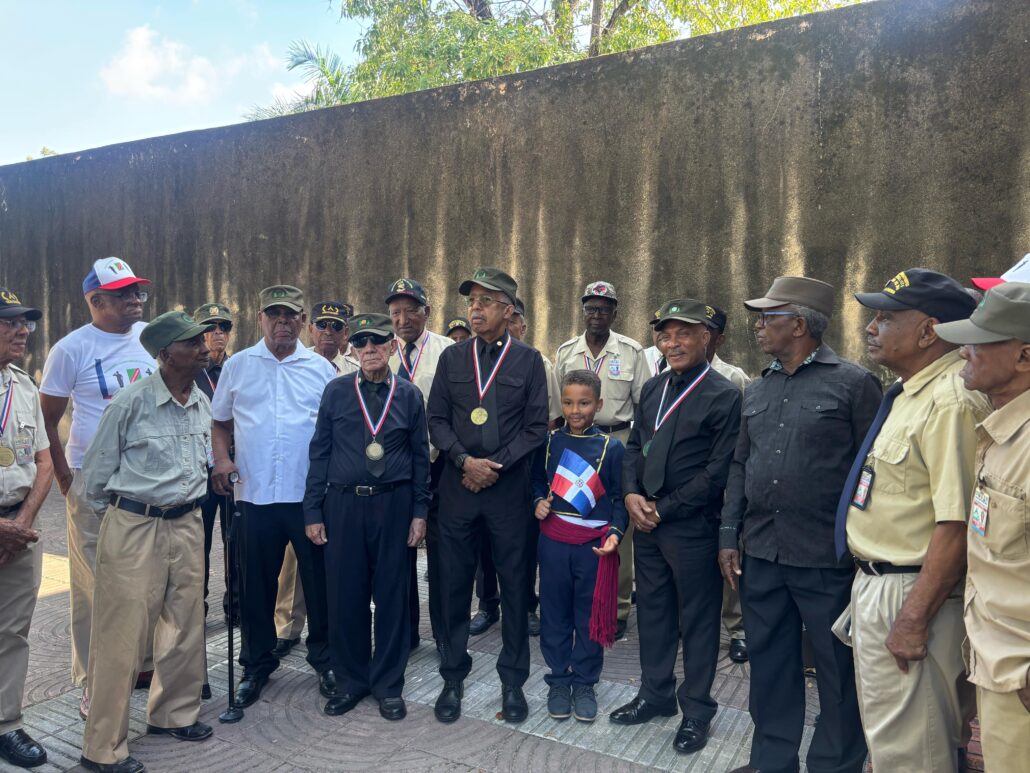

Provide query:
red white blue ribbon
left=472, top=336, right=512, bottom=402
left=399, top=331, right=429, bottom=380
left=353, top=374, right=397, bottom=439
left=0, top=378, right=14, bottom=439
left=583, top=353, right=606, bottom=375
left=654, top=364, right=710, bottom=432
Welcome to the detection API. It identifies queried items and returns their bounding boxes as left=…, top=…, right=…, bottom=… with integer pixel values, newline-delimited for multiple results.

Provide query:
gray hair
left=794, top=305, right=829, bottom=341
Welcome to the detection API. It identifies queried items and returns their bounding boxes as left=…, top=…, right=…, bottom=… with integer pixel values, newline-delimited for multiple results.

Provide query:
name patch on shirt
left=969, top=487, right=989, bottom=537
left=14, top=427, right=33, bottom=465
left=608, top=355, right=621, bottom=378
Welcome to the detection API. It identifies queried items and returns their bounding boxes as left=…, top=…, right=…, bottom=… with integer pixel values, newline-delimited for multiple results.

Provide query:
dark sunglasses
left=315, top=319, right=346, bottom=332
left=350, top=333, right=392, bottom=349
left=210, top=321, right=232, bottom=333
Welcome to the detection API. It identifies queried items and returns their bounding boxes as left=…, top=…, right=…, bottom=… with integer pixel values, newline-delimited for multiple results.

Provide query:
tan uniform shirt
left=554, top=331, right=648, bottom=427
left=389, top=329, right=453, bottom=460
left=81, top=371, right=212, bottom=515
left=711, top=354, right=751, bottom=391
left=0, top=365, right=50, bottom=507
left=541, top=354, right=562, bottom=423
left=847, top=351, right=992, bottom=564
left=965, top=387, right=1030, bottom=693
left=308, top=345, right=359, bottom=376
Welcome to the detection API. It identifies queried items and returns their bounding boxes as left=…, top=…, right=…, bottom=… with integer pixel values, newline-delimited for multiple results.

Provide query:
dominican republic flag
left=550, top=448, right=606, bottom=517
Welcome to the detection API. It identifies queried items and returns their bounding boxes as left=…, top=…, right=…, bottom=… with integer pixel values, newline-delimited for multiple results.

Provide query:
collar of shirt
left=766, top=343, right=838, bottom=374
left=979, top=387, right=1030, bottom=445
left=252, top=339, right=314, bottom=364
left=151, top=370, right=203, bottom=409
left=560, top=424, right=602, bottom=438
left=476, top=332, right=510, bottom=360
left=666, top=358, right=709, bottom=389
left=358, top=373, right=390, bottom=393
left=571, top=331, right=621, bottom=357
left=900, top=349, right=963, bottom=397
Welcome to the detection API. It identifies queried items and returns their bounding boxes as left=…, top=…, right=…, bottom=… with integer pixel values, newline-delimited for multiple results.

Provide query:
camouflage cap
left=582, top=281, right=618, bottom=304
left=259, top=285, right=304, bottom=313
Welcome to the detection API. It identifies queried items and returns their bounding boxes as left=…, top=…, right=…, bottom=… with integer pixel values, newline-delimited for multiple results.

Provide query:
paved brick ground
left=3, top=485, right=983, bottom=772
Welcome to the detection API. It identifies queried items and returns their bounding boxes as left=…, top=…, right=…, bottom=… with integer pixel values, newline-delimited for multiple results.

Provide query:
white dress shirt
left=211, top=339, right=335, bottom=505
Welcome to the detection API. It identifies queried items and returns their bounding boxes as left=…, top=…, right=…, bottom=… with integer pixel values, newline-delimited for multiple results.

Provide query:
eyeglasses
left=314, top=320, right=345, bottom=332
left=465, top=294, right=506, bottom=309
left=583, top=305, right=615, bottom=317
left=752, top=311, right=800, bottom=327
left=350, top=333, right=392, bottom=349
left=96, top=289, right=148, bottom=302
left=211, top=321, right=232, bottom=333
left=263, top=308, right=300, bottom=320
left=0, top=318, right=36, bottom=332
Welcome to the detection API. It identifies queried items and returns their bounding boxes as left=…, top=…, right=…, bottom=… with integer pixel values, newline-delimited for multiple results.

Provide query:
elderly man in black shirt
left=427, top=267, right=548, bottom=724
left=719, top=277, right=881, bottom=773
left=609, top=299, right=741, bottom=755
left=303, top=313, right=430, bottom=721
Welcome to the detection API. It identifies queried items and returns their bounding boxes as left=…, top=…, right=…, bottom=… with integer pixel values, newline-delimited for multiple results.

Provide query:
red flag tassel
left=589, top=550, right=620, bottom=648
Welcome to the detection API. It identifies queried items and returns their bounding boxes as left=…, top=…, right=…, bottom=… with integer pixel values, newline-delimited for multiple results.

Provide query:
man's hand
left=885, top=615, right=929, bottom=672
left=462, top=457, right=502, bottom=489
left=718, top=548, right=742, bottom=591
left=592, top=534, right=620, bottom=557
left=408, top=518, right=427, bottom=548
left=56, top=468, right=74, bottom=497
left=211, top=459, right=240, bottom=496
left=0, top=519, right=40, bottom=553
left=306, top=523, right=327, bottom=546
left=534, top=495, right=553, bottom=521
left=461, top=476, right=483, bottom=493
left=625, top=493, right=659, bottom=533
left=1018, top=666, right=1030, bottom=714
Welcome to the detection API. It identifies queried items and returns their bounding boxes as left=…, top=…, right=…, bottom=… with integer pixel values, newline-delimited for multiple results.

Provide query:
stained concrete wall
left=1, top=0, right=1028, bottom=379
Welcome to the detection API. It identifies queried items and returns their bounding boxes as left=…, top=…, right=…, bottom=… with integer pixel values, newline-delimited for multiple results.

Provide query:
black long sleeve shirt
left=719, top=344, right=883, bottom=567
left=623, top=360, right=742, bottom=529
left=303, top=372, right=431, bottom=524
left=427, top=334, right=549, bottom=473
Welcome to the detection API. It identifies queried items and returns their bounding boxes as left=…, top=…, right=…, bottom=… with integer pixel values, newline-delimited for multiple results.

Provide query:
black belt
left=111, top=495, right=206, bottom=520
left=855, top=558, right=922, bottom=576
left=0, top=501, right=23, bottom=517
left=329, top=481, right=403, bottom=497
left=596, top=421, right=631, bottom=433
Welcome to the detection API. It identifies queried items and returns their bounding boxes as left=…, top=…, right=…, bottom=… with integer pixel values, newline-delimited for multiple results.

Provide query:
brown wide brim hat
left=744, top=276, right=835, bottom=318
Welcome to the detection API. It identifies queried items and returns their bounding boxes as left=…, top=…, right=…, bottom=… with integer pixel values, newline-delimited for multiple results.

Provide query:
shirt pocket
left=742, top=399, right=770, bottom=434
left=980, top=478, right=1027, bottom=560
left=15, top=410, right=39, bottom=449
left=867, top=437, right=909, bottom=495
left=602, top=369, right=634, bottom=404
left=497, top=374, right=525, bottom=402
left=800, top=398, right=843, bottom=441
left=447, top=371, right=476, bottom=403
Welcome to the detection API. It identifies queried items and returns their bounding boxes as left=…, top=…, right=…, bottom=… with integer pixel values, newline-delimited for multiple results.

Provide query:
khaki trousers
left=0, top=535, right=42, bottom=735
left=611, top=427, right=634, bottom=622
left=977, top=685, right=1030, bottom=772
left=82, top=505, right=205, bottom=765
left=722, top=581, right=744, bottom=640
left=851, top=571, right=973, bottom=773
left=274, top=542, right=307, bottom=640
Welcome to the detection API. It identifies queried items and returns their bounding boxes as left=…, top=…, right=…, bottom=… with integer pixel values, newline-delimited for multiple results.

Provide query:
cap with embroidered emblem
left=581, top=281, right=618, bottom=304
left=349, top=313, right=394, bottom=338
left=650, top=298, right=708, bottom=329
left=140, top=311, right=214, bottom=357
left=0, top=288, right=42, bottom=321
left=458, top=267, right=517, bottom=303
left=703, top=304, right=728, bottom=333
left=82, top=257, right=151, bottom=295
left=855, top=268, right=974, bottom=323
left=446, top=317, right=472, bottom=334
left=385, top=278, right=428, bottom=306
left=259, top=285, right=304, bottom=312
left=934, top=282, right=1030, bottom=344
left=313, top=300, right=353, bottom=322
left=193, top=303, right=233, bottom=324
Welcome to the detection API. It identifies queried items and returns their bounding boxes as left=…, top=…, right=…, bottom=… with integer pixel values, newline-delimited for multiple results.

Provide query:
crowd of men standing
left=0, top=253, right=1028, bottom=773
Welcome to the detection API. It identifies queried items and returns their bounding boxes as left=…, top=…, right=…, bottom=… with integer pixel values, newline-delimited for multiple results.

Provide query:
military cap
left=313, top=300, right=352, bottom=322
left=349, top=313, right=394, bottom=338
left=0, top=288, right=42, bottom=321
left=971, top=253, right=1030, bottom=291
left=259, top=285, right=304, bottom=312
left=704, top=304, right=728, bottom=333
left=446, top=317, right=472, bottom=334
left=459, top=267, right=518, bottom=304
left=745, top=276, right=835, bottom=318
left=193, top=302, right=233, bottom=324
left=650, top=298, right=708, bottom=329
left=140, top=311, right=214, bottom=357
left=582, top=281, right=618, bottom=304
left=855, top=268, right=974, bottom=323
left=513, top=297, right=526, bottom=317
left=385, top=278, right=428, bottom=306
left=934, top=282, right=1030, bottom=344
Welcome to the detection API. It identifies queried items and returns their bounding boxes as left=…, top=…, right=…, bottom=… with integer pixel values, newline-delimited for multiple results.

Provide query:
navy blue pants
left=538, top=532, right=603, bottom=687
left=325, top=485, right=413, bottom=698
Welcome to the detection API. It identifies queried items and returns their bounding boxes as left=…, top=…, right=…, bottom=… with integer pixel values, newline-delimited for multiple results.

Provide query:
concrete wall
left=1, top=0, right=1028, bottom=380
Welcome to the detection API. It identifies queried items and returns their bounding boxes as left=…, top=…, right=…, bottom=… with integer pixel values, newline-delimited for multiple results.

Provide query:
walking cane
left=219, top=471, right=244, bottom=723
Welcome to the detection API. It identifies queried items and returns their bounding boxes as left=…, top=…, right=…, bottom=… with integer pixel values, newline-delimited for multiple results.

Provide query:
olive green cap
left=934, top=282, right=1030, bottom=344
left=141, top=311, right=214, bottom=357
left=650, top=298, right=708, bottom=329
left=459, top=267, right=517, bottom=304
left=259, top=285, right=304, bottom=312
left=349, top=313, right=394, bottom=338
left=745, top=276, right=835, bottom=318
left=193, top=302, right=233, bottom=324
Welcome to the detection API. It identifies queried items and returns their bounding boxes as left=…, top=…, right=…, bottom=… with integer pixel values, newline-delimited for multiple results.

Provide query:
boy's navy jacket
left=532, top=425, right=629, bottom=538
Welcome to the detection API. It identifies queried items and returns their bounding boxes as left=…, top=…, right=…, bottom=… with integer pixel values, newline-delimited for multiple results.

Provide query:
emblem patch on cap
left=705, top=306, right=715, bottom=319
left=669, top=305, right=680, bottom=313
left=393, top=280, right=410, bottom=292
left=0, top=290, right=21, bottom=305
left=359, top=318, right=370, bottom=327
left=474, top=269, right=488, bottom=280
left=883, top=271, right=910, bottom=295
left=272, top=288, right=287, bottom=298
left=322, top=304, right=339, bottom=315
left=209, top=306, right=219, bottom=316
left=104, top=259, right=127, bottom=273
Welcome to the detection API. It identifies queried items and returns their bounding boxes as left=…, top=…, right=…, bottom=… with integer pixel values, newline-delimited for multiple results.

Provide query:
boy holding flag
left=533, top=370, right=628, bottom=722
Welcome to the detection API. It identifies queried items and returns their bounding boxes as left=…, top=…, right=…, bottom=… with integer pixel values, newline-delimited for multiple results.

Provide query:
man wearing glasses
left=308, top=300, right=357, bottom=375
left=39, top=258, right=156, bottom=718
left=554, top=281, right=649, bottom=640
left=210, top=285, right=338, bottom=708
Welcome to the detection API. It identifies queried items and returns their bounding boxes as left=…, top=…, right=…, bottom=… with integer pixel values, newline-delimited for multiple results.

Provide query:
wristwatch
left=455, top=453, right=470, bottom=470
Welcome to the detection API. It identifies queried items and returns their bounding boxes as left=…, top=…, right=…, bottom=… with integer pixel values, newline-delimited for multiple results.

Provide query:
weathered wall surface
left=1, top=0, right=1028, bottom=378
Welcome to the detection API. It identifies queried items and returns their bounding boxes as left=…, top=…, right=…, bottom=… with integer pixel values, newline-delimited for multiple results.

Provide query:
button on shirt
left=0, top=365, right=50, bottom=508
left=303, top=373, right=430, bottom=525
left=211, top=340, right=336, bottom=505
left=720, top=344, right=883, bottom=567
left=964, top=387, right=1030, bottom=693
left=81, top=372, right=211, bottom=515
left=846, top=351, right=992, bottom=565
left=554, top=331, right=648, bottom=426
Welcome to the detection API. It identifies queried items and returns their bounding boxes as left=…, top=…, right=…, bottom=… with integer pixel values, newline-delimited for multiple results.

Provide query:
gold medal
left=0, top=446, right=14, bottom=467
left=365, top=441, right=385, bottom=461
left=471, top=406, right=489, bottom=425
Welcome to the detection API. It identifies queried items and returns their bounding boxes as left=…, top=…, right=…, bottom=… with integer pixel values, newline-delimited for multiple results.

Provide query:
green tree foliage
left=249, top=0, right=858, bottom=118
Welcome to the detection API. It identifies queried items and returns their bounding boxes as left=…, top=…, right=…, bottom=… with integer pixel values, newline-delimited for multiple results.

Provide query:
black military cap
left=313, top=300, right=353, bottom=322
left=704, top=304, right=728, bottom=333
left=855, top=268, right=975, bottom=323
left=650, top=298, right=708, bottom=330
left=385, top=278, right=428, bottom=306
left=0, top=288, right=42, bottom=321
left=446, top=317, right=472, bottom=334
left=459, top=267, right=517, bottom=304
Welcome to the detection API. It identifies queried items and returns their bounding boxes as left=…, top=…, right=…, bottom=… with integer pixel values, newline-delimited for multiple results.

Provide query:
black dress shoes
left=729, top=638, right=749, bottom=663
left=673, top=718, right=710, bottom=754
left=468, top=609, right=499, bottom=636
left=527, top=612, right=541, bottom=637
left=79, top=756, right=146, bottom=773
left=609, top=696, right=677, bottom=725
left=201, top=682, right=212, bottom=700
left=234, top=673, right=269, bottom=707
left=614, top=619, right=628, bottom=641
left=434, top=681, right=463, bottom=723
left=0, top=729, right=47, bottom=768
left=379, top=697, right=407, bottom=721
left=319, top=669, right=338, bottom=698
left=324, top=690, right=370, bottom=716
left=501, top=684, right=528, bottom=723
left=146, top=722, right=213, bottom=742
left=271, top=637, right=300, bottom=658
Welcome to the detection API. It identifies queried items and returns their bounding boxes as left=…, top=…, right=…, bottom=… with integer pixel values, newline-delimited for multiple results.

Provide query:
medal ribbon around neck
left=204, top=369, right=216, bottom=393
left=0, top=378, right=14, bottom=438
left=653, top=364, right=710, bottom=433
left=472, top=336, right=513, bottom=403
left=400, top=331, right=430, bottom=380
left=583, top=352, right=606, bottom=375
left=353, top=374, right=397, bottom=441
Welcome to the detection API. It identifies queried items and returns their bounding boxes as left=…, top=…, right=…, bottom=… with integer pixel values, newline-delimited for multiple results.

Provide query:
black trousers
left=475, top=504, right=538, bottom=614
left=326, top=485, right=412, bottom=698
left=409, top=455, right=446, bottom=645
left=238, top=501, right=330, bottom=678
left=741, top=554, right=867, bottom=773
left=437, top=462, right=531, bottom=686
left=200, top=483, right=238, bottom=615
left=634, top=520, right=721, bottom=722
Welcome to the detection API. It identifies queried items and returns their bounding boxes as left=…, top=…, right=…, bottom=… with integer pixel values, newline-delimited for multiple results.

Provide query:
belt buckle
left=868, top=561, right=883, bottom=577
left=355, top=485, right=374, bottom=497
